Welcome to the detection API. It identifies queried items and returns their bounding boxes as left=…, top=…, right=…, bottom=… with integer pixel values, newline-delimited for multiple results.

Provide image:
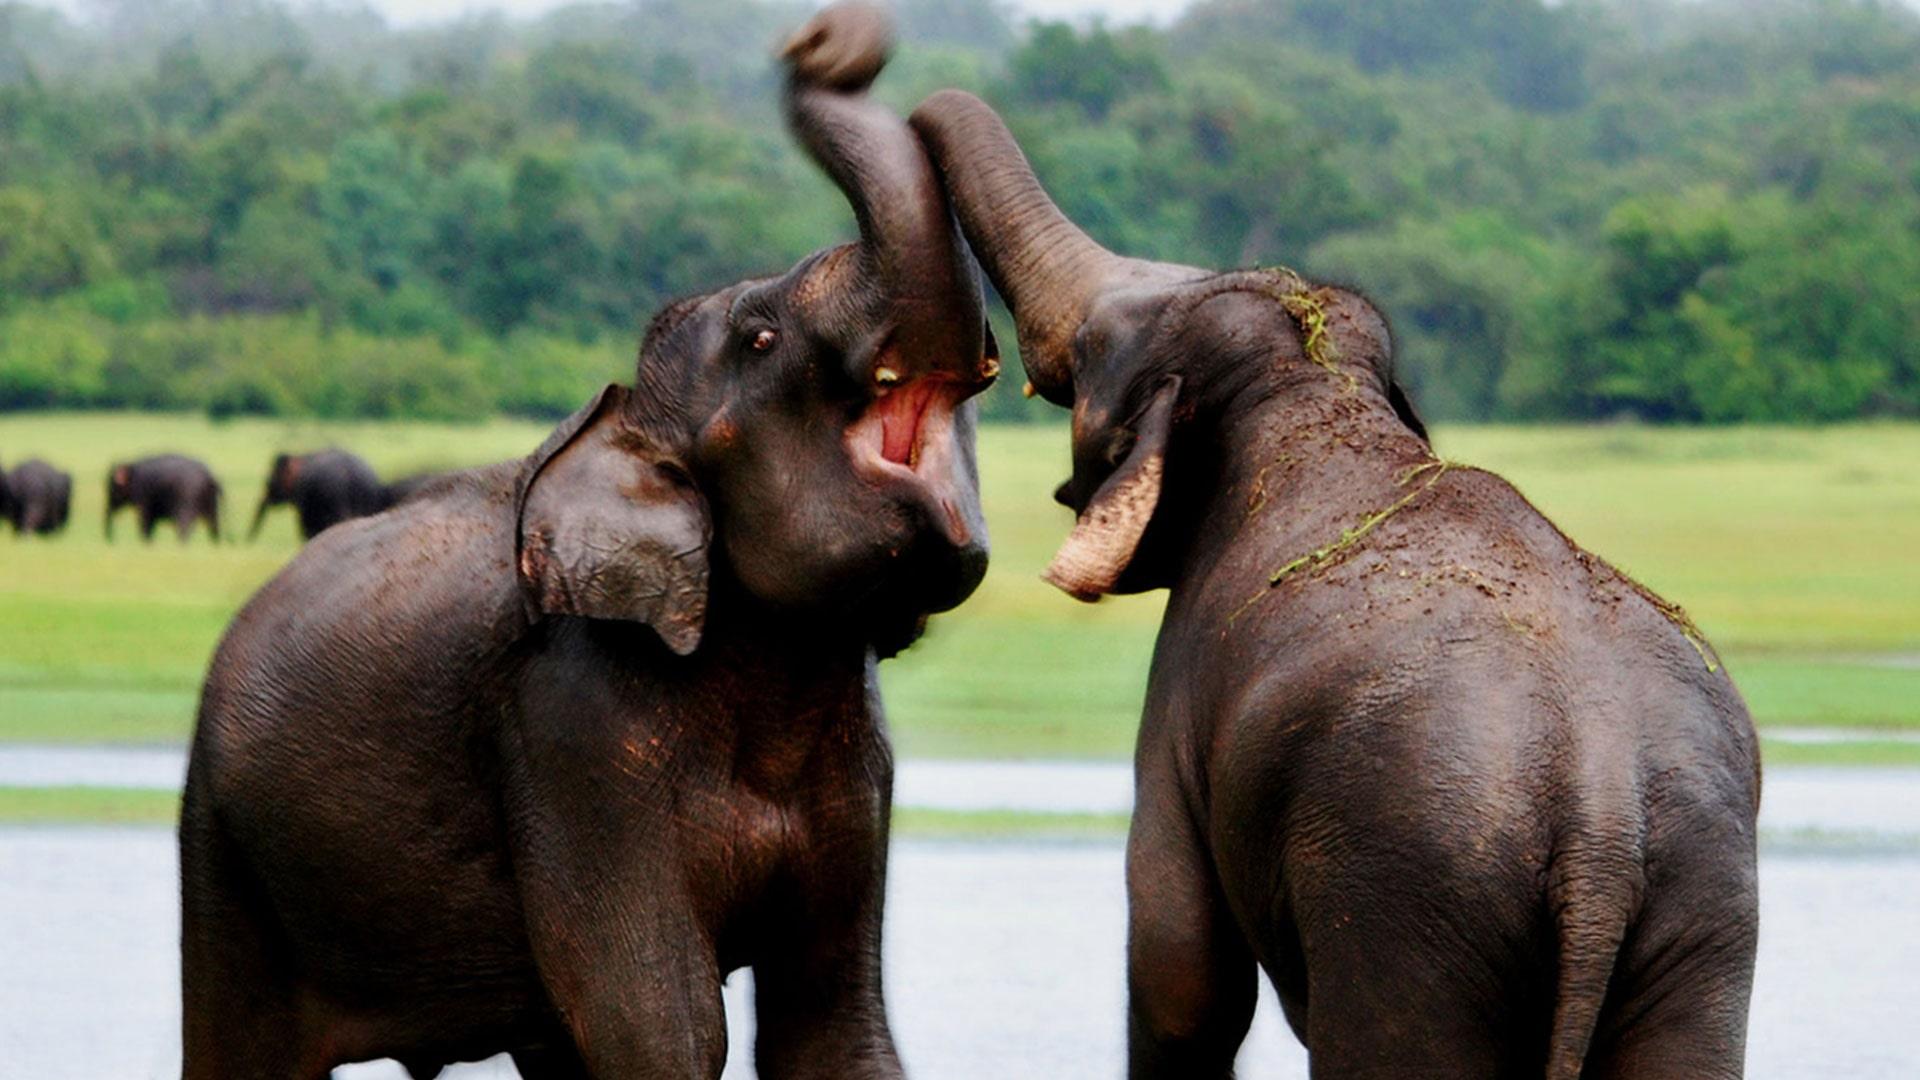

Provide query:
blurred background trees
left=1, top=0, right=1917, bottom=422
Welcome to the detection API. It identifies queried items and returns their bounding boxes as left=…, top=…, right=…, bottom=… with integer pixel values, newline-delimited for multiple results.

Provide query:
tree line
left=2, top=0, right=1917, bottom=422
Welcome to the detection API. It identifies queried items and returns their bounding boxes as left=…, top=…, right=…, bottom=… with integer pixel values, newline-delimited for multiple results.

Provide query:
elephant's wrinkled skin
left=913, top=91, right=1759, bottom=1079
left=107, top=454, right=223, bottom=542
left=180, top=7, right=992, bottom=1078
left=5, top=458, right=72, bottom=536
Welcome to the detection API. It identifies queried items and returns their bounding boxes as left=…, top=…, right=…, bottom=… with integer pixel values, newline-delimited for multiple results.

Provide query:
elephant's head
left=106, top=465, right=132, bottom=510
left=515, top=2, right=995, bottom=658
left=909, top=90, right=1426, bottom=601
left=248, top=453, right=300, bottom=541
left=105, top=463, right=133, bottom=539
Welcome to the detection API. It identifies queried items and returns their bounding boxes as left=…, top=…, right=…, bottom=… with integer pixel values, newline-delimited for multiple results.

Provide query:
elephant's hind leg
left=1292, top=890, right=1544, bottom=1080
left=1585, top=913, right=1755, bottom=1079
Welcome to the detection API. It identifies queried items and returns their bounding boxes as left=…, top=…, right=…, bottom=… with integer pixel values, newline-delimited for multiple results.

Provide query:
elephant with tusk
left=911, top=88, right=1760, bottom=1080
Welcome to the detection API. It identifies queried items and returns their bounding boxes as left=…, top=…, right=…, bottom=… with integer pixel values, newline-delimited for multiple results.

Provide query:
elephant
left=248, top=448, right=391, bottom=541
left=5, top=458, right=72, bottom=536
left=180, top=7, right=994, bottom=1079
left=911, top=91, right=1761, bottom=1079
left=106, top=454, right=223, bottom=543
left=250, top=451, right=448, bottom=540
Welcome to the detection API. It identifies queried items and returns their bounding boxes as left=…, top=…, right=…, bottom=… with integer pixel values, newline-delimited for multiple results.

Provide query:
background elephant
left=5, top=458, right=72, bottom=536
left=912, top=91, right=1760, bottom=1079
left=250, top=450, right=448, bottom=541
left=181, top=6, right=994, bottom=1078
left=248, top=448, right=388, bottom=541
left=106, top=455, right=223, bottom=543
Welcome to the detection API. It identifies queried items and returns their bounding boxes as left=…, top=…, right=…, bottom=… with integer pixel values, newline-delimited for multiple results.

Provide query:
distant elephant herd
left=0, top=449, right=442, bottom=543
left=27, top=5, right=1755, bottom=1078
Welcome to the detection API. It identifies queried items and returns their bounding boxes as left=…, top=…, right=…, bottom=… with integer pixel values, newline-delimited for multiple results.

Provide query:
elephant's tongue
left=877, top=380, right=939, bottom=466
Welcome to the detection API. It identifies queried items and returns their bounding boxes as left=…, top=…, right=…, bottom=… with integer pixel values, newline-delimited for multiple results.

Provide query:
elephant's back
left=139, top=452, right=218, bottom=484
left=308, top=448, right=380, bottom=484
left=9, top=458, right=66, bottom=491
left=297, top=449, right=385, bottom=516
left=132, top=454, right=219, bottom=501
left=189, top=462, right=541, bottom=1002
left=1191, top=464, right=1758, bottom=1032
left=201, top=463, right=525, bottom=757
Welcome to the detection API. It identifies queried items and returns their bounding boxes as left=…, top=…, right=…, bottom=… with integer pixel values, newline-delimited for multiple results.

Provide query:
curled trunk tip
left=781, top=4, right=983, bottom=379
left=780, top=0, right=893, bottom=93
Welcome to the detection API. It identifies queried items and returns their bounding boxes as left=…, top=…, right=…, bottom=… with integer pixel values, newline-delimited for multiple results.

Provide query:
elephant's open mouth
left=844, top=377, right=975, bottom=548
left=877, top=378, right=942, bottom=466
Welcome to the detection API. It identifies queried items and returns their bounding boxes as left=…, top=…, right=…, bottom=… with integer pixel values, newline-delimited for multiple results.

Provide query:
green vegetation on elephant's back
left=2, top=414, right=1916, bottom=762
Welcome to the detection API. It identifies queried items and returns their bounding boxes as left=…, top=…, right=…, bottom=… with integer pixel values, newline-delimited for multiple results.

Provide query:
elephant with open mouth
left=179, top=6, right=994, bottom=1077
left=911, top=90, right=1760, bottom=1079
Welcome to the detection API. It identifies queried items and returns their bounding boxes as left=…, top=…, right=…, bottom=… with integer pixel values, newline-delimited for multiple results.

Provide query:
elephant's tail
left=1543, top=833, right=1640, bottom=1079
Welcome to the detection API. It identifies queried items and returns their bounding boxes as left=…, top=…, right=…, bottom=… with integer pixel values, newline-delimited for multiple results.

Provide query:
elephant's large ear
left=1043, top=379, right=1180, bottom=602
left=515, top=385, right=711, bottom=656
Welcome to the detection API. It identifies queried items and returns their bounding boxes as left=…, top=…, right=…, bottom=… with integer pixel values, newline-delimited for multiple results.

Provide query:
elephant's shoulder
left=230, top=463, right=529, bottom=660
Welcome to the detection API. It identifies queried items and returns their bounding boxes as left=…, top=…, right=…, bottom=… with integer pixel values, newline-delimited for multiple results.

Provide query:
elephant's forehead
left=789, top=244, right=858, bottom=311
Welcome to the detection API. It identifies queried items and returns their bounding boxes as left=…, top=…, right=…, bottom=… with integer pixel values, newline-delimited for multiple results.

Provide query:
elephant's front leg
left=518, top=844, right=729, bottom=1078
left=751, top=845, right=902, bottom=1080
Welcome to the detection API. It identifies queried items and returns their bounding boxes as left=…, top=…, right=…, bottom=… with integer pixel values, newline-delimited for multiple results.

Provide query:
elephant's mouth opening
left=844, top=376, right=975, bottom=548
left=876, top=377, right=942, bottom=466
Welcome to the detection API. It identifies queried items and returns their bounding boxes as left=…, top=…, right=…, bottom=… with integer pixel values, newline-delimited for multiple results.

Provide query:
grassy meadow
left=1, top=413, right=1917, bottom=767
left=0, top=785, right=1138, bottom=838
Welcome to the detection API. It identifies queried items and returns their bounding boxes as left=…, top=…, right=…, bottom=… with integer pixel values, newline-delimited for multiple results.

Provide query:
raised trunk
left=908, top=90, right=1131, bottom=403
left=911, top=91, right=1210, bottom=403
left=782, top=4, right=983, bottom=381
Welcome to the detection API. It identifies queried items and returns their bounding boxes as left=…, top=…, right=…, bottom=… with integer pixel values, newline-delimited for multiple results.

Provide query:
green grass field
left=0, top=785, right=1136, bottom=838
left=3, top=413, right=1918, bottom=767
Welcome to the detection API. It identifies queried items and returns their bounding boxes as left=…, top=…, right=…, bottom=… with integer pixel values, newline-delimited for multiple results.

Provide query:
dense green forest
left=2, top=0, right=1917, bottom=422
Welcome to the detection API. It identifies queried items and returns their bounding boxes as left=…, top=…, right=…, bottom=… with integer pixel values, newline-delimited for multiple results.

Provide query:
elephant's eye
left=1105, top=429, right=1137, bottom=467
left=749, top=329, right=778, bottom=353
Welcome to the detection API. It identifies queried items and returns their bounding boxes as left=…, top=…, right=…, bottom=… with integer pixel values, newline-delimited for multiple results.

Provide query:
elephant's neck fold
left=1178, top=379, right=1438, bottom=598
